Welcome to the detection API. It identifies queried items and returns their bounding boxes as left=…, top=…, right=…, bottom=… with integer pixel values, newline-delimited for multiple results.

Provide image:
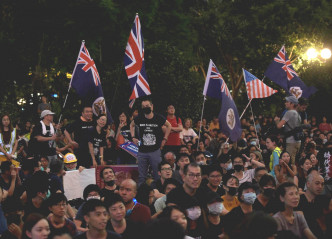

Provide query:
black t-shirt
left=223, top=206, right=246, bottom=236
left=203, top=218, right=223, bottom=239
left=106, top=219, right=143, bottom=239
left=134, top=113, right=166, bottom=153
left=295, top=194, right=331, bottom=238
left=74, top=230, right=122, bottom=239
left=166, top=186, right=207, bottom=208
left=66, top=119, right=94, bottom=150
left=88, top=127, right=106, bottom=156
left=23, top=200, right=50, bottom=221
left=119, top=125, right=132, bottom=142
left=252, top=197, right=279, bottom=215
left=30, top=122, right=56, bottom=156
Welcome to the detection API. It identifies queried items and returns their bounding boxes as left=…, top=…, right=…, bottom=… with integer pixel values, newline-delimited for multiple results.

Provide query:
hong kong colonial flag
left=203, top=60, right=242, bottom=141
left=124, top=14, right=151, bottom=106
left=265, top=46, right=317, bottom=99
left=71, top=41, right=112, bottom=122
left=243, top=69, right=277, bottom=100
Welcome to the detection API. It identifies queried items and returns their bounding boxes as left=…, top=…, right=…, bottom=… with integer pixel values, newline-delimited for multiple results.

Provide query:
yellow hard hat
left=64, top=153, right=77, bottom=164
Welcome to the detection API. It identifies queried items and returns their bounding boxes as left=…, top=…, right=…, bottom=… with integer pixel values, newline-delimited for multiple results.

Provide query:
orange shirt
left=221, top=195, right=240, bottom=212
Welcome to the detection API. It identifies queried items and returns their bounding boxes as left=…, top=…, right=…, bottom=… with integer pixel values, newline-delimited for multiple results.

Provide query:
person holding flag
left=64, top=41, right=111, bottom=167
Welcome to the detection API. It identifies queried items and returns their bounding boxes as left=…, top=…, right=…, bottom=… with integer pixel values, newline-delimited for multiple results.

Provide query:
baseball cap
left=64, top=153, right=77, bottom=164
left=40, top=110, right=55, bottom=119
left=285, top=95, right=298, bottom=104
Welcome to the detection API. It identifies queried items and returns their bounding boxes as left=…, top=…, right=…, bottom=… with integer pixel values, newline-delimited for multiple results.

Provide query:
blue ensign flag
left=71, top=41, right=112, bottom=123
left=203, top=60, right=242, bottom=142
left=264, top=46, right=317, bottom=99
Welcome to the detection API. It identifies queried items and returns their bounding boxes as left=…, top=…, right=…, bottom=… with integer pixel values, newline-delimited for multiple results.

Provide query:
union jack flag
left=273, top=46, right=298, bottom=81
left=243, top=69, right=277, bottom=100
left=265, top=46, right=317, bottom=99
left=203, top=60, right=231, bottom=100
left=203, top=59, right=242, bottom=141
left=77, top=44, right=101, bottom=86
left=124, top=14, right=151, bottom=101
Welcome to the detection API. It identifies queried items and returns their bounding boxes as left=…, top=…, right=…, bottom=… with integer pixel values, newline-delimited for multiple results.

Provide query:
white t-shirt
left=180, top=128, right=197, bottom=143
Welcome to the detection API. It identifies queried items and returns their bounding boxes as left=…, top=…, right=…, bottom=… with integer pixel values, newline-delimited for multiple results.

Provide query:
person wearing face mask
left=223, top=182, right=256, bottom=237
left=184, top=197, right=204, bottom=239
left=221, top=175, right=240, bottom=213
left=130, top=98, right=172, bottom=186
left=74, top=184, right=101, bottom=233
left=202, top=191, right=224, bottom=239
left=99, top=167, right=118, bottom=200
left=232, top=155, right=255, bottom=185
left=253, top=174, right=279, bottom=215
left=217, top=156, right=233, bottom=175
left=63, top=153, right=85, bottom=172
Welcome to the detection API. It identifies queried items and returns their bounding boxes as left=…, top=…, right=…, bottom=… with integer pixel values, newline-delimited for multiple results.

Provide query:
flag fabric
left=265, top=45, right=317, bottom=98
left=204, top=59, right=242, bottom=142
left=243, top=69, right=277, bottom=99
left=124, top=14, right=151, bottom=101
left=71, top=41, right=112, bottom=122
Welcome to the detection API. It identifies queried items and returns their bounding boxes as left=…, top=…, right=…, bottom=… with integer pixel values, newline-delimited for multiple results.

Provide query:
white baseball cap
left=40, top=110, right=55, bottom=119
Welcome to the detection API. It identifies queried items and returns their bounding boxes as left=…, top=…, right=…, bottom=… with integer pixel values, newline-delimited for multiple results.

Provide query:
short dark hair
left=276, top=182, right=298, bottom=198
left=207, top=165, right=222, bottom=176
left=0, top=161, right=11, bottom=173
left=99, top=166, right=114, bottom=179
left=22, top=213, right=46, bottom=237
left=162, top=178, right=180, bottom=192
left=194, top=151, right=205, bottom=159
left=82, top=199, right=106, bottom=216
left=176, top=152, right=190, bottom=162
left=49, top=160, right=64, bottom=174
left=81, top=105, right=92, bottom=113
left=238, top=182, right=255, bottom=203
left=266, top=135, right=279, bottom=146
left=259, top=174, right=276, bottom=188
left=232, top=155, right=245, bottom=164
left=183, top=162, right=201, bottom=175
left=222, top=174, right=239, bottom=186
left=83, top=184, right=101, bottom=201
left=254, top=167, right=268, bottom=177
left=158, top=161, right=171, bottom=172
left=104, top=193, right=124, bottom=209
left=145, top=218, right=185, bottom=239
left=47, top=193, right=68, bottom=207
left=158, top=205, right=186, bottom=219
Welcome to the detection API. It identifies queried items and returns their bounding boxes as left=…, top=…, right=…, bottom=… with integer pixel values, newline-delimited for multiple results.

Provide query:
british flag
left=203, top=59, right=242, bottom=141
left=203, top=60, right=231, bottom=100
left=243, top=69, right=277, bottom=100
left=124, top=14, right=151, bottom=101
left=273, top=46, right=298, bottom=81
left=265, top=46, right=317, bottom=98
left=71, top=41, right=113, bottom=122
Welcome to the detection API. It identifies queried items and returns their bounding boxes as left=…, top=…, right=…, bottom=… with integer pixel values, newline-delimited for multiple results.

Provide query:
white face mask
left=186, top=207, right=201, bottom=221
left=207, top=202, right=223, bottom=215
left=87, top=196, right=100, bottom=201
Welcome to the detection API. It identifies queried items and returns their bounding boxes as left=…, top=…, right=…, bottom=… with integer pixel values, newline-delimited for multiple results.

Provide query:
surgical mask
left=207, top=202, right=223, bottom=215
left=87, top=196, right=101, bottom=201
left=142, top=107, right=152, bottom=115
left=243, top=192, right=256, bottom=204
left=197, top=161, right=206, bottom=165
left=186, top=207, right=201, bottom=221
left=106, top=180, right=115, bottom=187
left=234, top=165, right=244, bottom=172
left=323, top=139, right=327, bottom=144
left=263, top=188, right=275, bottom=198
left=250, top=141, right=257, bottom=146
left=227, top=187, right=238, bottom=196
left=226, top=162, right=233, bottom=171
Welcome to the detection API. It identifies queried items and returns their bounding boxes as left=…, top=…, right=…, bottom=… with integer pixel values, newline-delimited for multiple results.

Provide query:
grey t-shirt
left=282, top=110, right=301, bottom=143
left=273, top=211, right=308, bottom=238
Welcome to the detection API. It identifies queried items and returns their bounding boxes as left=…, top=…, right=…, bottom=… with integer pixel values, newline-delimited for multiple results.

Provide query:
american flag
left=124, top=14, right=151, bottom=102
left=243, top=69, right=277, bottom=99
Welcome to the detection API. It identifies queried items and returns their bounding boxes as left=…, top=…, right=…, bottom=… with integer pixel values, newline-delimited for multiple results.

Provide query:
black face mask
left=227, top=186, right=238, bottom=196
left=263, top=188, right=275, bottom=198
left=234, top=165, right=244, bottom=172
left=142, top=107, right=152, bottom=115
left=105, top=180, right=115, bottom=187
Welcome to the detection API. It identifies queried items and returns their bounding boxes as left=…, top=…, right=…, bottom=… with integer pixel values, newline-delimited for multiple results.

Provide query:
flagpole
left=57, top=40, right=85, bottom=125
left=197, top=96, right=207, bottom=150
left=249, top=102, right=261, bottom=148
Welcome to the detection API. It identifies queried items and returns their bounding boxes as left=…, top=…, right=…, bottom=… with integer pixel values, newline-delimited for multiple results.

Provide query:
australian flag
left=265, top=46, right=317, bottom=99
left=71, top=41, right=112, bottom=122
left=203, top=60, right=242, bottom=142
left=124, top=14, right=151, bottom=104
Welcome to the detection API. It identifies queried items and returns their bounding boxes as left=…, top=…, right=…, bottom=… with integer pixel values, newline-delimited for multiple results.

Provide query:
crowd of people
left=0, top=94, right=331, bottom=239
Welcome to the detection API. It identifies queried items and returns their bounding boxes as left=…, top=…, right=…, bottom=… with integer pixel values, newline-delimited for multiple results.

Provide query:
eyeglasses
left=161, top=167, right=172, bottom=171
left=187, top=173, right=202, bottom=179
